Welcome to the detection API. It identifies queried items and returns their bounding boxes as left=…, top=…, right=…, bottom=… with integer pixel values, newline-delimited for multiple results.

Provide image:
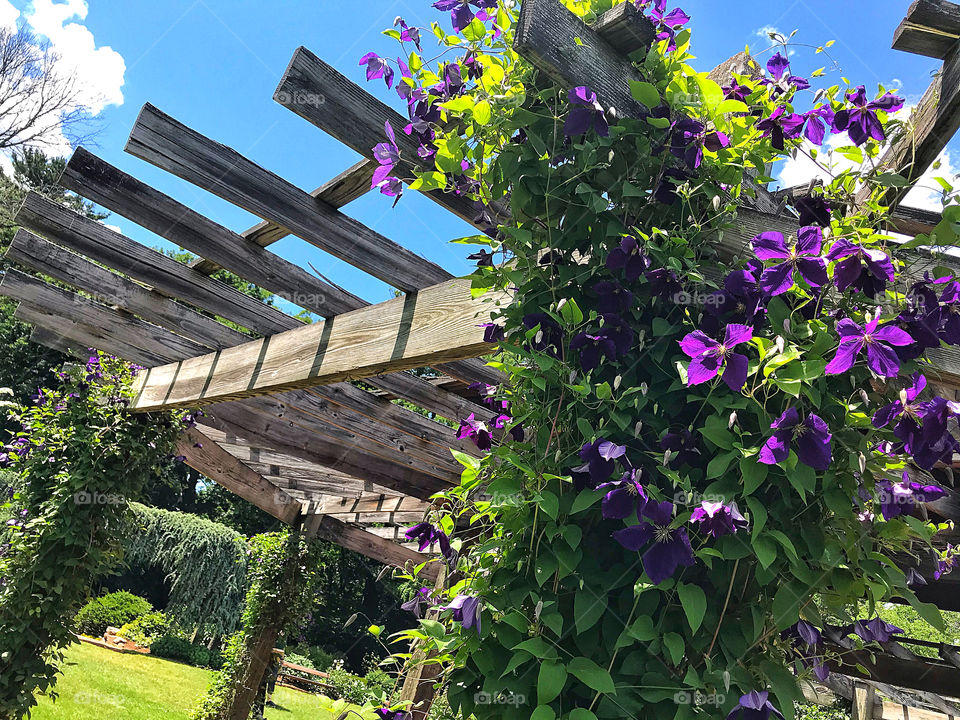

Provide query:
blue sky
left=4, top=0, right=951, bottom=312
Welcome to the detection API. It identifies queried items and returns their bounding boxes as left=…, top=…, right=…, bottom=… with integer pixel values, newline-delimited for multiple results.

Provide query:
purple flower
left=723, top=78, right=752, bottom=104
left=375, top=708, right=410, bottom=720
left=612, top=500, right=695, bottom=584
left=637, top=0, right=690, bottom=50
left=824, top=317, right=913, bottom=377
left=570, top=314, right=634, bottom=371
left=914, top=396, right=960, bottom=469
left=446, top=594, right=482, bottom=634
left=432, top=0, right=496, bottom=33
left=669, top=117, right=729, bottom=169
left=479, top=322, right=504, bottom=343
left=935, top=545, right=958, bottom=579
left=645, top=267, right=682, bottom=297
left=359, top=52, right=394, bottom=89
left=565, top=86, right=609, bottom=137
left=457, top=413, right=492, bottom=450
left=652, top=167, right=692, bottom=204
left=726, top=691, right=785, bottom=720
left=875, top=474, right=947, bottom=520
left=574, top=439, right=626, bottom=486
left=679, top=323, right=753, bottom=392
left=755, top=107, right=805, bottom=151
left=827, top=240, right=895, bottom=297
left=763, top=52, right=809, bottom=92
left=371, top=121, right=403, bottom=198
left=405, top=522, right=439, bottom=552
left=752, top=227, right=828, bottom=296
left=781, top=108, right=831, bottom=145
left=833, top=86, right=904, bottom=146
left=872, top=373, right=926, bottom=449
left=793, top=195, right=832, bottom=227
left=702, top=262, right=767, bottom=334
left=905, top=567, right=927, bottom=587
left=782, top=620, right=822, bottom=647
left=394, top=17, right=421, bottom=51
left=401, top=588, right=436, bottom=618
left=850, top=617, right=902, bottom=643
left=598, top=469, right=647, bottom=519
left=690, top=501, right=748, bottom=537
left=758, top=407, right=833, bottom=471
left=591, top=280, right=633, bottom=314
left=659, top=430, right=701, bottom=468
left=522, top=313, right=564, bottom=356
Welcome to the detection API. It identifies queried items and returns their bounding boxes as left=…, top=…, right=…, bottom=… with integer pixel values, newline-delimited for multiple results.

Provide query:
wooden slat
left=888, top=205, right=943, bottom=236
left=893, top=0, right=960, bottom=59
left=14, top=192, right=294, bottom=336
left=126, top=103, right=451, bottom=293
left=273, top=48, right=489, bottom=230
left=514, top=0, right=651, bottom=121
left=7, top=230, right=247, bottom=350
left=29, top=326, right=84, bottom=358
left=363, top=370, right=488, bottom=423
left=128, top=279, right=505, bottom=412
left=308, top=494, right=428, bottom=515
left=303, top=512, right=439, bottom=581
left=319, top=510, right=425, bottom=524
left=192, top=158, right=377, bottom=275
left=178, top=426, right=301, bottom=524
left=591, top=2, right=657, bottom=56
left=825, top=642, right=960, bottom=698
left=60, top=148, right=364, bottom=317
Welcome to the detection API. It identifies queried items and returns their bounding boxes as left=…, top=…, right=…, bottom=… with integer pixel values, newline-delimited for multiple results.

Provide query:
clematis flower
left=446, top=594, right=482, bottom=634
left=781, top=107, right=831, bottom=145
left=401, top=588, right=436, bottom=618
left=726, top=691, right=785, bottom=720
left=645, top=267, right=683, bottom=297
left=849, top=617, right=902, bottom=643
left=702, top=261, right=767, bottom=334
left=432, top=0, right=497, bottom=33
left=613, top=500, right=695, bottom=584
left=905, top=567, right=927, bottom=587
left=606, top=236, right=650, bottom=281
left=793, top=195, right=832, bottom=227
left=394, top=17, right=421, bottom=51
left=755, top=107, right=805, bottom=151
left=782, top=620, right=821, bottom=647
left=763, top=52, right=810, bottom=92
left=833, top=86, right=904, bottom=146
left=522, top=312, right=564, bottom=356
left=872, top=373, right=927, bottom=450
left=479, top=322, right=504, bottom=344
left=824, top=317, right=913, bottom=377
left=669, top=117, right=729, bottom=169
left=679, top=323, right=753, bottom=392
left=371, top=121, right=403, bottom=198
left=574, top=439, right=626, bottom=487
left=638, top=0, right=690, bottom=51
left=570, top=314, right=634, bottom=371
left=758, top=407, right=833, bottom=471
left=876, top=473, right=947, bottom=520
left=405, top=522, right=441, bottom=552
left=359, top=52, right=394, bottom=89
left=652, top=167, right=692, bottom=204
left=565, top=86, right=609, bottom=137
left=914, top=396, right=960, bottom=469
left=723, top=78, right=752, bottom=104
left=598, top=469, right=647, bottom=519
left=935, top=545, right=958, bottom=579
left=591, top=280, right=634, bottom=314
left=752, top=226, right=828, bottom=296
left=375, top=709, right=410, bottom=720
left=659, top=429, right=701, bottom=468
left=457, top=413, right=492, bottom=450
left=690, top=500, right=748, bottom=537
left=827, top=240, right=895, bottom=297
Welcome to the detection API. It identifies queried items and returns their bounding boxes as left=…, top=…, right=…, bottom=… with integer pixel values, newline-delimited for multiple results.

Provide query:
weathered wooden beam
left=316, top=510, right=425, bottom=525
left=60, top=148, right=364, bottom=317
left=303, top=512, right=440, bottom=581
left=825, top=642, right=960, bottom=696
left=590, top=2, right=657, bottom=56
left=888, top=204, right=943, bottom=236
left=7, top=229, right=247, bottom=350
left=126, top=103, right=450, bottom=293
left=28, top=326, right=84, bottom=359
left=192, top=158, right=377, bottom=275
left=128, top=279, right=505, bottom=412
left=178, top=426, right=301, bottom=524
left=364, top=370, right=488, bottom=423
left=14, top=192, right=293, bottom=336
left=893, top=0, right=960, bottom=59
left=514, top=0, right=651, bottom=121
left=305, top=493, right=429, bottom=515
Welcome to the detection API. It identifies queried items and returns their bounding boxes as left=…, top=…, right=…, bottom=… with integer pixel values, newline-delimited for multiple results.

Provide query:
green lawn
left=31, top=641, right=367, bottom=720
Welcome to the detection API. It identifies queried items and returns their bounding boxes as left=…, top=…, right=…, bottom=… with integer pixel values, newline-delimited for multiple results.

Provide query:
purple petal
left=612, top=523, right=655, bottom=551
left=759, top=429, right=791, bottom=465
left=752, top=232, right=790, bottom=260
left=722, top=353, right=749, bottom=392
left=866, top=342, right=901, bottom=377
left=759, top=261, right=795, bottom=296
left=724, top=323, right=754, bottom=347
left=642, top=530, right=695, bottom=585
left=687, top=353, right=722, bottom=386
left=796, top=226, right=823, bottom=256
left=796, top=257, right=828, bottom=288
left=825, top=338, right=862, bottom=375
left=873, top=325, right=913, bottom=346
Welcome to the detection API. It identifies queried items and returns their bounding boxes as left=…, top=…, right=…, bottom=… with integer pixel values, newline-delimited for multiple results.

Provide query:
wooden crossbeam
left=60, top=148, right=365, bottom=317
left=14, top=191, right=294, bottom=336
left=192, top=158, right=376, bottom=275
left=126, top=103, right=450, bottom=293
left=304, top=513, right=440, bottom=581
left=178, top=426, right=301, bottom=524
left=306, top=494, right=428, bottom=515
left=825, top=641, right=960, bottom=697
left=127, top=278, right=505, bottom=412
left=8, top=230, right=247, bottom=350
left=591, top=1, right=657, bottom=56
left=893, top=0, right=960, bottom=59
left=29, top=326, right=83, bottom=359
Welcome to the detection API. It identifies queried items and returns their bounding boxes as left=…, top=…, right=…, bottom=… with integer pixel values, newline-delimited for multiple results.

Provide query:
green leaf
left=530, top=706, right=557, bottom=720
left=409, top=171, right=446, bottom=191
left=716, top=98, right=749, bottom=114
left=596, top=381, right=612, bottom=400
left=538, top=661, right=568, bottom=704
left=754, top=535, right=777, bottom=569
left=537, top=491, right=560, bottom=520
left=741, top=459, right=768, bottom=494
left=629, top=80, right=660, bottom=108
left=513, top=636, right=558, bottom=659
left=571, top=489, right=604, bottom=514
left=663, top=632, right=685, bottom=665
left=559, top=298, right=584, bottom=325
left=569, top=711, right=598, bottom=720
left=575, top=591, right=607, bottom=633
left=677, top=583, right=707, bottom=633
left=473, top=99, right=492, bottom=125
left=568, top=656, right=616, bottom=694
left=772, top=581, right=804, bottom=629
left=907, top=595, right=945, bottom=632
left=706, top=452, right=736, bottom=480
left=700, top=414, right=734, bottom=449
left=694, top=75, right=724, bottom=111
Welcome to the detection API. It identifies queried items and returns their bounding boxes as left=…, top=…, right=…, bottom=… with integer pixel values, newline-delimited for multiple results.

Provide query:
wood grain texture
left=303, top=512, right=439, bottom=581
left=128, top=279, right=507, bottom=412
left=126, top=103, right=450, bottom=292
left=514, top=0, right=651, bottom=121
left=178, top=426, right=301, bottom=524
left=29, top=326, right=84, bottom=358
left=7, top=229, right=247, bottom=350
left=192, top=158, right=377, bottom=275
left=590, top=2, right=656, bottom=56
left=14, top=191, right=294, bottom=336
left=888, top=204, right=942, bottom=236
left=893, top=0, right=960, bottom=59
left=61, top=148, right=364, bottom=317
left=364, top=370, right=487, bottom=422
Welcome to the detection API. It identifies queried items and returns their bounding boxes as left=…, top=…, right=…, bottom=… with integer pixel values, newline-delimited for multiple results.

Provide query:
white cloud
left=0, top=1, right=19, bottom=30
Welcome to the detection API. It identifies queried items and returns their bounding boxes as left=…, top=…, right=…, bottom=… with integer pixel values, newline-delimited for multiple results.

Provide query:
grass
left=30, top=641, right=370, bottom=720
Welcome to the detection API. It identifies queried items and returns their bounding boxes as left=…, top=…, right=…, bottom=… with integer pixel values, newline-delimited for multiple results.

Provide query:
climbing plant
left=0, top=353, right=184, bottom=718
left=124, top=503, right=249, bottom=639
left=358, top=2, right=960, bottom=720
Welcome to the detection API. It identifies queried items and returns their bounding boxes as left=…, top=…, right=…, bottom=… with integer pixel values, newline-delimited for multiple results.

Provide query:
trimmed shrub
left=118, top=611, right=169, bottom=647
left=150, top=634, right=222, bottom=669
left=74, top=591, right=152, bottom=637
left=286, top=645, right=335, bottom=672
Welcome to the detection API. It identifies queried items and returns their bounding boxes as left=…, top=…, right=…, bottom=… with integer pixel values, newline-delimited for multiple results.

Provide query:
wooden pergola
left=4, top=0, right=960, bottom=714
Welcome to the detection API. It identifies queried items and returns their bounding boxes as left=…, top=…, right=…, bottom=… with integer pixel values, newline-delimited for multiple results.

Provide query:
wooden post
left=398, top=566, right=447, bottom=720
left=854, top=682, right=877, bottom=720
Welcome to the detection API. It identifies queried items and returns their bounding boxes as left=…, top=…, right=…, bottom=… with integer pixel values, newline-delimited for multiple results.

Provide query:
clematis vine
left=690, top=500, right=748, bottom=537
left=827, top=239, right=895, bottom=297
left=371, top=121, right=403, bottom=198
left=598, top=469, right=647, bottom=519
left=833, top=86, right=904, bottom=146
left=359, top=52, right=394, bottom=88
left=758, top=407, right=833, bottom=471
left=679, top=323, right=753, bottom=392
left=432, top=0, right=496, bottom=33
left=752, top=226, right=827, bottom=296
left=564, top=86, right=609, bottom=137
left=824, top=317, right=913, bottom=377
left=612, top=500, right=695, bottom=584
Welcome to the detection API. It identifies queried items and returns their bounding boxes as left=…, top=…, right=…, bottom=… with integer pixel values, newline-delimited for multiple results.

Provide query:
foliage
left=359, top=2, right=960, bottom=720
left=151, top=634, right=224, bottom=670
left=118, top=611, right=172, bottom=648
left=870, top=604, right=960, bottom=657
left=325, top=661, right=372, bottom=704
left=0, top=353, right=184, bottom=718
left=124, top=503, right=249, bottom=638
left=286, top=644, right=336, bottom=672
left=74, top=590, right=153, bottom=638
left=795, top=701, right=849, bottom=720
